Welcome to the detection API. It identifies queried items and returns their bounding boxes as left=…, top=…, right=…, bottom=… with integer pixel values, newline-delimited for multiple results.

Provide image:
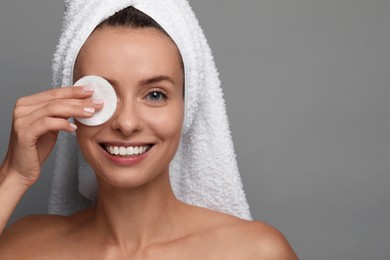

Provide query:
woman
left=0, top=1, right=297, bottom=259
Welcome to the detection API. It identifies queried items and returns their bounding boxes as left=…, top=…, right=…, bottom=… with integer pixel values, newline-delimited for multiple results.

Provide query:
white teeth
left=126, top=147, right=134, bottom=154
left=105, top=145, right=150, bottom=156
left=119, top=147, right=126, bottom=155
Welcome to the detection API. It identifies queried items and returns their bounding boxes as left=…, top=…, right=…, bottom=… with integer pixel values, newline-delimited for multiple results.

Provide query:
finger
left=34, top=118, right=77, bottom=136
left=14, top=97, right=104, bottom=119
left=24, top=118, right=77, bottom=142
left=17, top=102, right=98, bottom=126
left=15, top=86, right=94, bottom=107
left=14, top=117, right=76, bottom=148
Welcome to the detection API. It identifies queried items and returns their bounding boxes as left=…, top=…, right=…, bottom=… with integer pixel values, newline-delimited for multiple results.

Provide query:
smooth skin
left=0, top=26, right=298, bottom=259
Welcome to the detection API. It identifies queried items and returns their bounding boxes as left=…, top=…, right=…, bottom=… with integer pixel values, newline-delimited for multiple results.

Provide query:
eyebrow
left=104, top=75, right=176, bottom=88
left=139, top=75, right=176, bottom=86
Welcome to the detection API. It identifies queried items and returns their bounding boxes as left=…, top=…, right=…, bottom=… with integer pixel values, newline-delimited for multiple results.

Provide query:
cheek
left=75, top=124, right=101, bottom=158
left=75, top=124, right=89, bottom=146
left=144, top=104, right=184, bottom=139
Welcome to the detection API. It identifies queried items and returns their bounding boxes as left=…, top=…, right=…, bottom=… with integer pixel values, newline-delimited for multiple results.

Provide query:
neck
left=91, top=170, right=188, bottom=249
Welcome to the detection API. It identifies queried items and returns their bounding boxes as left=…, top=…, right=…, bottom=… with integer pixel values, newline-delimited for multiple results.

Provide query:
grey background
left=0, top=0, right=389, bottom=259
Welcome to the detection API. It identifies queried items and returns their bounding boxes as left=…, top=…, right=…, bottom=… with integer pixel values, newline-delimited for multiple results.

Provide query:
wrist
left=0, top=164, right=33, bottom=191
left=0, top=162, right=31, bottom=234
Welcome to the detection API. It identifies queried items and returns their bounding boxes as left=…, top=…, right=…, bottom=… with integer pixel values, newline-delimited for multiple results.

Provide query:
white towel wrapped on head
left=49, top=0, right=252, bottom=220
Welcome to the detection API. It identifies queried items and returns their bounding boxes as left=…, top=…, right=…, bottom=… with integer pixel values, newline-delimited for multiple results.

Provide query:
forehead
left=73, top=26, right=183, bottom=81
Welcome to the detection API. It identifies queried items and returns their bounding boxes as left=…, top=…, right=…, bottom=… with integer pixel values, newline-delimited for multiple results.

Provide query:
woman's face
left=73, top=26, right=184, bottom=188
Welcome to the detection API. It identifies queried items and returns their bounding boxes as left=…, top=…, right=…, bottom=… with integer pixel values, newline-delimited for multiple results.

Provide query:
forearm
left=0, top=166, right=30, bottom=234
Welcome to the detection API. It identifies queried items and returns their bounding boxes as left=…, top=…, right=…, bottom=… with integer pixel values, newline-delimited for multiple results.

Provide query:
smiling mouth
left=102, top=144, right=153, bottom=156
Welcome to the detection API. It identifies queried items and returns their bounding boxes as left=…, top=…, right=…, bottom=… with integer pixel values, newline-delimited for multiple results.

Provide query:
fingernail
left=92, top=98, right=104, bottom=105
left=82, top=86, right=94, bottom=93
left=70, top=123, right=78, bottom=130
left=84, top=107, right=95, bottom=113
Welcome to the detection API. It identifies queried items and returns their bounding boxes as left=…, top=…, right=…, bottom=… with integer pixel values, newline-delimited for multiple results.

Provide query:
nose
left=110, top=99, right=144, bottom=136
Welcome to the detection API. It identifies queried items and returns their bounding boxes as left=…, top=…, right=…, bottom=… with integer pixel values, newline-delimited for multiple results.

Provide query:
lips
left=99, top=142, right=154, bottom=166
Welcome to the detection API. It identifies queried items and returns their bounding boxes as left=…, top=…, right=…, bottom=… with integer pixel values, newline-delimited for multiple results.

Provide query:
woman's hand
left=1, top=86, right=103, bottom=187
left=0, top=85, right=103, bottom=234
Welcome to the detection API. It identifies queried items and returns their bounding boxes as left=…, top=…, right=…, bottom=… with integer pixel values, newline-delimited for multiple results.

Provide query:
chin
left=85, top=144, right=173, bottom=190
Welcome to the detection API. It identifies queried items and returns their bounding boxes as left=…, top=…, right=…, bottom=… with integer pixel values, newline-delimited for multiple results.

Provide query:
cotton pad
left=73, top=75, right=117, bottom=126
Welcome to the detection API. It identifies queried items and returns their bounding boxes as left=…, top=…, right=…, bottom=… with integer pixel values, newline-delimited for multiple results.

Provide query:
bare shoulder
left=232, top=220, right=298, bottom=259
left=0, top=214, right=64, bottom=257
left=0, top=209, right=93, bottom=258
left=187, top=206, right=298, bottom=259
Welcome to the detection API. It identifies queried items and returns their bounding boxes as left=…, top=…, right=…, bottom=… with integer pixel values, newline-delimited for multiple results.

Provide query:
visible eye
left=145, top=89, right=168, bottom=103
